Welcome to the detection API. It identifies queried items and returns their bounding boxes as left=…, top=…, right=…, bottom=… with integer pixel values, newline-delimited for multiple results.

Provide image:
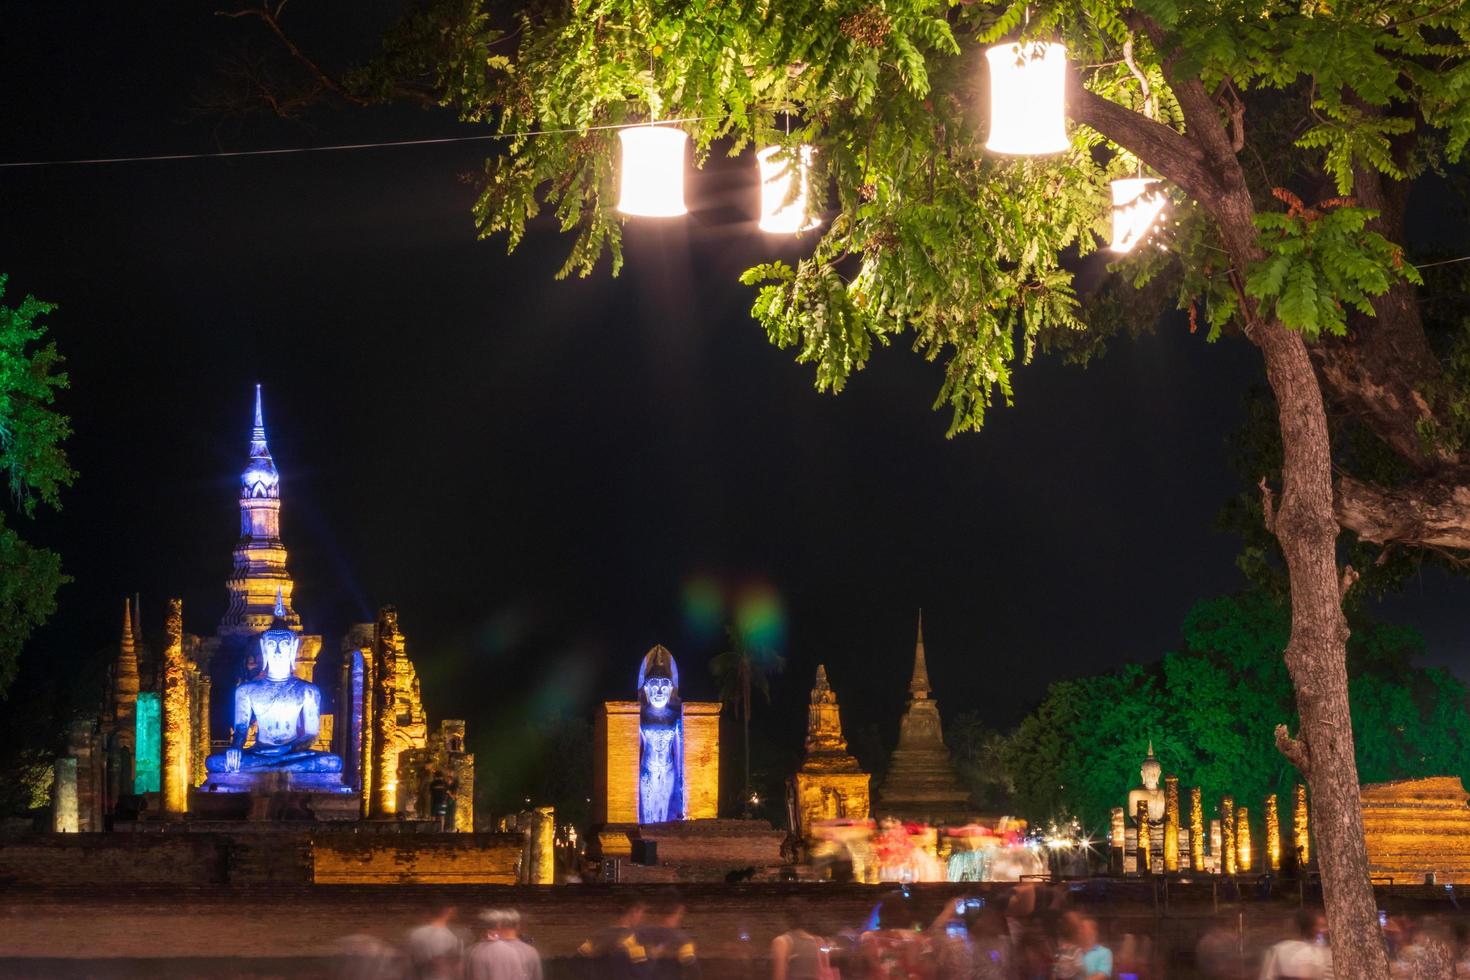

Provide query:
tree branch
left=1275, top=723, right=1310, bottom=777
left=1069, top=79, right=1221, bottom=202
left=217, top=3, right=368, bottom=108
left=1335, top=472, right=1470, bottom=552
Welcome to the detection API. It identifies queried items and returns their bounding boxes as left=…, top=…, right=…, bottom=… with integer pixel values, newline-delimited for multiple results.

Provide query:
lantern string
left=0, top=116, right=721, bottom=169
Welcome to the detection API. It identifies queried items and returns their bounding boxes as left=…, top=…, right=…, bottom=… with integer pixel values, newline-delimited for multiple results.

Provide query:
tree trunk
left=1073, top=66, right=1392, bottom=979
left=1253, top=318, right=1391, bottom=979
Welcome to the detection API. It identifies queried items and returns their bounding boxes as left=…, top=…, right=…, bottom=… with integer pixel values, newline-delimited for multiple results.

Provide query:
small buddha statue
left=1127, top=741, right=1166, bottom=824
left=205, top=593, right=342, bottom=775
left=637, top=645, right=683, bottom=823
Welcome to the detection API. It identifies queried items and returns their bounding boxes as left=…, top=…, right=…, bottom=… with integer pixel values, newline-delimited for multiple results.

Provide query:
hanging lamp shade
left=617, top=126, right=689, bottom=217
left=756, top=145, right=821, bottom=234
left=1109, top=177, right=1168, bottom=253
left=984, top=42, right=1070, bottom=155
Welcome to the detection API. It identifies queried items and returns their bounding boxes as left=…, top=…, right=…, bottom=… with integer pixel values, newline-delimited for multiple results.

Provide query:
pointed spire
left=814, top=664, right=830, bottom=691
left=908, top=609, right=931, bottom=699
left=274, top=586, right=286, bottom=619
left=112, top=596, right=141, bottom=720
left=241, top=384, right=280, bottom=500
left=121, top=597, right=135, bottom=655
left=250, top=383, right=270, bottom=460
left=132, top=593, right=144, bottom=651
left=1147, top=739, right=1155, bottom=758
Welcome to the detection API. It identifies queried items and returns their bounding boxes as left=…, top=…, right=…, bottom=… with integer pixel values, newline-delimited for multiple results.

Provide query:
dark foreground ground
left=1, top=881, right=1465, bottom=978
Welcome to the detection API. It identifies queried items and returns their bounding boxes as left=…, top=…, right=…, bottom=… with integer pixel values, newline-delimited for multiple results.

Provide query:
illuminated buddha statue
left=205, top=592, right=342, bottom=775
left=638, top=645, right=684, bottom=823
left=1127, top=741, right=1166, bottom=823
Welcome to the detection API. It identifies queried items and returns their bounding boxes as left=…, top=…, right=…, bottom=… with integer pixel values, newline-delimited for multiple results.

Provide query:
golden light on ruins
left=1163, top=775, right=1180, bottom=872
left=1222, top=796, right=1236, bottom=874
left=1295, top=782, right=1310, bottom=866
left=1136, top=798, right=1152, bottom=873
left=1190, top=787, right=1205, bottom=871
left=1266, top=793, right=1281, bottom=871
left=1236, top=805, right=1252, bottom=872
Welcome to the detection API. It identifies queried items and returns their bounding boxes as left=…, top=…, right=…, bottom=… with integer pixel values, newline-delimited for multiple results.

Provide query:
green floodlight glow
left=134, top=692, right=161, bottom=794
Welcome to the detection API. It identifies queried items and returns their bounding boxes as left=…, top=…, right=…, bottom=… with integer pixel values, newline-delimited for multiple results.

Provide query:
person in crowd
left=771, top=900, right=833, bottom=980
left=407, top=905, right=463, bottom=980
left=1053, top=912, right=1116, bottom=980
left=1195, top=915, right=1246, bottom=980
left=1259, top=908, right=1332, bottom=980
left=859, top=893, right=926, bottom=979
left=928, top=897, right=979, bottom=979
left=334, top=934, right=407, bottom=980
left=1393, top=917, right=1456, bottom=980
left=495, top=909, right=542, bottom=980
left=578, top=900, right=650, bottom=979
left=968, top=906, right=1013, bottom=980
left=640, top=894, right=699, bottom=980
left=465, top=910, right=522, bottom=980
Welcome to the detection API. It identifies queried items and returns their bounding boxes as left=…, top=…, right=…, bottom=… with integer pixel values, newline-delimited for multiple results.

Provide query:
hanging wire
left=0, top=116, right=720, bottom=170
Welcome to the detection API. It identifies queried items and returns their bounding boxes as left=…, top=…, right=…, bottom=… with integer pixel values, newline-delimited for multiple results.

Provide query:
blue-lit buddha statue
left=638, top=646, right=684, bottom=823
left=205, top=593, right=342, bottom=775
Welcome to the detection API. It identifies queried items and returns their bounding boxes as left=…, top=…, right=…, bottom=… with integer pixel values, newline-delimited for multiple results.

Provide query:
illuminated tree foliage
left=1005, top=593, right=1470, bottom=833
left=0, top=276, right=73, bottom=698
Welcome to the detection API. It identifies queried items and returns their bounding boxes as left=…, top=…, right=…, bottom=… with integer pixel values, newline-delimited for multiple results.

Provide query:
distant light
left=617, top=126, right=689, bottom=217
left=756, top=145, right=821, bottom=234
left=985, top=42, right=1069, bottom=156
left=1109, top=178, right=1168, bottom=253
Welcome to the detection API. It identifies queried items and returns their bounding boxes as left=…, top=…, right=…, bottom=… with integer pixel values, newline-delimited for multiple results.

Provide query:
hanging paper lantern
left=984, top=42, right=1070, bottom=156
left=756, top=145, right=821, bottom=234
left=617, top=126, right=689, bottom=217
left=1109, top=177, right=1168, bottom=253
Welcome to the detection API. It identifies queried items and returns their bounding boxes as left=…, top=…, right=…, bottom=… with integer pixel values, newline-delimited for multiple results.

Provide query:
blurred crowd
left=330, top=887, right=1470, bottom=979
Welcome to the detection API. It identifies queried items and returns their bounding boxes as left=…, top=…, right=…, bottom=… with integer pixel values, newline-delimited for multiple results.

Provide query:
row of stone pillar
left=1113, top=778, right=1310, bottom=874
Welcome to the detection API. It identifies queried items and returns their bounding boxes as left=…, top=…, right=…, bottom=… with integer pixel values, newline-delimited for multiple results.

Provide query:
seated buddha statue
left=205, top=594, right=342, bottom=775
left=1126, top=741, right=1166, bottom=824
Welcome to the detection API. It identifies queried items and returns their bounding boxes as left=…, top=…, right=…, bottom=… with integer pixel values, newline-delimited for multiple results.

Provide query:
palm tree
left=709, top=624, right=785, bottom=815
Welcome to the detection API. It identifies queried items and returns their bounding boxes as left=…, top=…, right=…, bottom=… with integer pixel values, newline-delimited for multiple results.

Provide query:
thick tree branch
left=1335, top=473, right=1470, bottom=552
left=1275, top=724, right=1311, bottom=777
left=1069, top=80, right=1221, bottom=202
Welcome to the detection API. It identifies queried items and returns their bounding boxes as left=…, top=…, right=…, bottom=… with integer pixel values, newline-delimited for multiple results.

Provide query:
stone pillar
left=189, top=640, right=210, bottom=789
left=1265, top=793, right=1281, bottom=871
left=1236, top=806, right=1252, bottom=872
left=52, top=757, right=79, bottom=832
left=1221, top=796, right=1236, bottom=874
left=1110, top=807, right=1126, bottom=873
left=1210, top=819, right=1222, bottom=872
left=370, top=607, right=401, bottom=818
left=161, top=599, right=190, bottom=815
left=1190, top=787, right=1205, bottom=871
left=451, top=749, right=475, bottom=832
left=1293, top=782, right=1310, bottom=867
left=1163, top=776, right=1180, bottom=872
left=530, top=806, right=556, bottom=884
left=1136, top=799, right=1152, bottom=874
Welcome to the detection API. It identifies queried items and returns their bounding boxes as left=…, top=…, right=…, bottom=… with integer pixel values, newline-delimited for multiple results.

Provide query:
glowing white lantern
left=1109, top=177, right=1168, bottom=253
left=756, top=145, right=821, bottom=234
left=617, top=125, right=689, bottom=217
left=984, top=41, right=1070, bottom=156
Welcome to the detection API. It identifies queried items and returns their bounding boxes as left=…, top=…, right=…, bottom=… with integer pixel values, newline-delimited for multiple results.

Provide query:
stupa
left=874, top=612, right=972, bottom=824
left=790, top=665, right=870, bottom=836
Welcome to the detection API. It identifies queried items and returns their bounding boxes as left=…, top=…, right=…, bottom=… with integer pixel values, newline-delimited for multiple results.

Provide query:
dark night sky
left=2, top=5, right=1465, bottom=773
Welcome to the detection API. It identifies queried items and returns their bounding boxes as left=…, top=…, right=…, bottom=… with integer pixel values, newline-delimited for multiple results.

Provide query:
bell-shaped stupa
left=875, top=611, right=972, bottom=823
